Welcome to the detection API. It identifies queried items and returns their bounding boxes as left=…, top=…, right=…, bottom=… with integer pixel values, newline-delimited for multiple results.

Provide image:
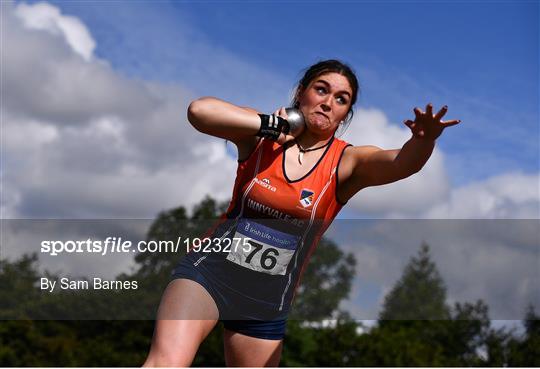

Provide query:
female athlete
left=143, top=59, right=461, bottom=367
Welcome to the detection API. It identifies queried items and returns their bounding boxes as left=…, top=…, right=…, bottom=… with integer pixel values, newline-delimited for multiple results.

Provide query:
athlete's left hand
left=403, top=103, right=461, bottom=140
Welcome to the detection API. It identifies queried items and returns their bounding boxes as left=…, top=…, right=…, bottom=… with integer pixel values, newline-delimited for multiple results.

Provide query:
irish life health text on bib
left=226, top=219, right=300, bottom=275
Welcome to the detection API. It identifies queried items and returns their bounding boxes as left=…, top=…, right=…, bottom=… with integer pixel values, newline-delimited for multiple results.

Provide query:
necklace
left=295, top=138, right=332, bottom=165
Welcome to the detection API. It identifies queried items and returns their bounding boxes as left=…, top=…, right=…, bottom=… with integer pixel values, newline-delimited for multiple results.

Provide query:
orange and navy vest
left=189, top=136, right=351, bottom=313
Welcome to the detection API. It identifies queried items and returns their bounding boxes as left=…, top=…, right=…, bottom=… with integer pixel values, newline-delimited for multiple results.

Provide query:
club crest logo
left=299, top=189, right=315, bottom=208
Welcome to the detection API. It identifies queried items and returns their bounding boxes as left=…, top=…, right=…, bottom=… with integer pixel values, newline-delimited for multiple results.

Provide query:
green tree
left=3, top=221, right=536, bottom=366
left=0, top=196, right=357, bottom=366
left=289, top=238, right=356, bottom=320
left=482, top=324, right=513, bottom=366
left=133, top=196, right=228, bottom=279
left=507, top=304, right=540, bottom=366
left=379, top=242, right=450, bottom=321
left=372, top=242, right=497, bottom=366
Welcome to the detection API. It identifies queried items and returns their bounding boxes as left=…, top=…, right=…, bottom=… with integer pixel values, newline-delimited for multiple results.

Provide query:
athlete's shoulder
left=332, top=136, right=351, bottom=148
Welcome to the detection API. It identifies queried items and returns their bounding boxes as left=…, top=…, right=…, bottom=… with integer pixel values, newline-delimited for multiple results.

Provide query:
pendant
left=298, top=151, right=304, bottom=165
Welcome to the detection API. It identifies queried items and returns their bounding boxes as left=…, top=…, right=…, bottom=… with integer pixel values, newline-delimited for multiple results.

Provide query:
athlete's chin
left=306, top=120, right=336, bottom=135
left=308, top=114, right=338, bottom=130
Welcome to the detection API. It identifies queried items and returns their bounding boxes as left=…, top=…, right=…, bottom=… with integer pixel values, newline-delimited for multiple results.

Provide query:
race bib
left=226, top=219, right=300, bottom=275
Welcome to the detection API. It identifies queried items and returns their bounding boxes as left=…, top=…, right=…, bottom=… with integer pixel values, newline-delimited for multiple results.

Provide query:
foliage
left=506, top=305, right=540, bottom=366
left=289, top=237, right=356, bottom=320
left=379, top=242, right=450, bottom=321
left=1, top=197, right=537, bottom=366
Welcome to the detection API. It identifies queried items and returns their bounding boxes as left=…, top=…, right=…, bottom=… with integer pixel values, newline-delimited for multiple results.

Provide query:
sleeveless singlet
left=185, top=136, right=351, bottom=317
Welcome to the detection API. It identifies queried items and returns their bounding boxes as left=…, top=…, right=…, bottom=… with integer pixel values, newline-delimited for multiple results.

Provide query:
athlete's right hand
left=273, top=107, right=297, bottom=145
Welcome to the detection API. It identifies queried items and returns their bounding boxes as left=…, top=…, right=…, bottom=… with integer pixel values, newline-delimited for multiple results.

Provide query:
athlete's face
left=297, top=72, right=353, bottom=135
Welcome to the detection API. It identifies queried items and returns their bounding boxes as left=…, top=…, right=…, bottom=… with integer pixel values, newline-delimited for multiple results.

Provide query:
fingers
left=276, top=132, right=286, bottom=145
left=413, top=107, right=423, bottom=119
left=273, top=107, right=292, bottom=145
left=404, top=119, right=424, bottom=138
left=274, top=107, right=288, bottom=119
left=406, top=103, right=461, bottom=139
left=434, top=105, right=448, bottom=121
left=283, top=133, right=296, bottom=143
left=403, top=119, right=415, bottom=129
left=276, top=133, right=296, bottom=145
left=416, top=103, right=454, bottom=122
left=441, top=119, right=461, bottom=127
left=425, top=103, right=433, bottom=117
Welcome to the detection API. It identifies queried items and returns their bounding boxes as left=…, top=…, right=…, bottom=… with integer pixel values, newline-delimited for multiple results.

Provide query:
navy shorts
left=171, top=255, right=288, bottom=340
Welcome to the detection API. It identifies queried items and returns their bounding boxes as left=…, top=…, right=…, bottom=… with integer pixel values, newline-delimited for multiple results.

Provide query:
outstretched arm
left=338, top=104, right=461, bottom=200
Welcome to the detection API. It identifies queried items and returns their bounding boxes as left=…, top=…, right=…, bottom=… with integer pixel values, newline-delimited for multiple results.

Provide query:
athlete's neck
left=295, top=131, right=334, bottom=150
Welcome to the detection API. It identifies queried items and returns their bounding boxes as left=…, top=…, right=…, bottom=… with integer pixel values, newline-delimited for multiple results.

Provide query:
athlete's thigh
left=223, top=328, right=283, bottom=367
left=156, top=278, right=219, bottom=320
left=144, top=279, right=219, bottom=367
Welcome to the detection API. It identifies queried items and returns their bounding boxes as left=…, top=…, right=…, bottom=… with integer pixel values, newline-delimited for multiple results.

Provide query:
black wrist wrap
left=257, top=114, right=290, bottom=141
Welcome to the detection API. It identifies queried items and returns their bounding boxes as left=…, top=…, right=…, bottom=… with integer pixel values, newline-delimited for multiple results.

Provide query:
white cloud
left=332, top=218, right=539, bottom=320
left=9, top=2, right=535, bottom=223
left=341, top=108, right=451, bottom=216
left=422, top=172, right=540, bottom=219
left=340, top=109, right=539, bottom=219
left=2, top=13, right=156, bottom=127
left=1, top=1, right=236, bottom=220
left=14, top=1, right=96, bottom=61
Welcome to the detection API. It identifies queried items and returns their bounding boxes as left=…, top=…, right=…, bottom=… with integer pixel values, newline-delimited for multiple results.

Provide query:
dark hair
left=292, top=59, right=360, bottom=127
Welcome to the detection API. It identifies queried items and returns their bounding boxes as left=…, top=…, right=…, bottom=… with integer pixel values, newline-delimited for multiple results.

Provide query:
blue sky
left=32, top=0, right=539, bottom=187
